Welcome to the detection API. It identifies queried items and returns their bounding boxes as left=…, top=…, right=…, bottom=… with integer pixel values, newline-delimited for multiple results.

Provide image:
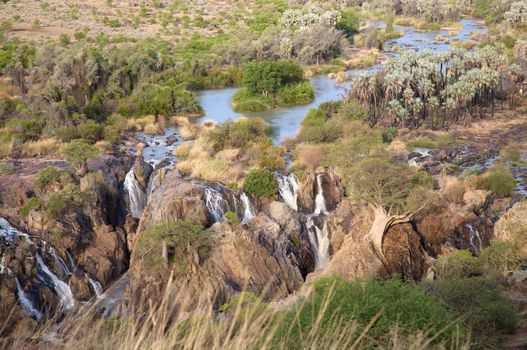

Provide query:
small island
left=231, top=59, right=315, bottom=113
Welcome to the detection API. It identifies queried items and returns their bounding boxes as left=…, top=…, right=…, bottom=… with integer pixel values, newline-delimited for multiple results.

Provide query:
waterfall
left=36, top=255, right=75, bottom=311
left=277, top=173, right=299, bottom=211
left=306, top=219, right=330, bottom=270
left=15, top=276, right=42, bottom=321
left=124, top=168, right=147, bottom=219
left=0, top=217, right=31, bottom=243
left=204, top=187, right=226, bottom=222
left=313, top=174, right=328, bottom=216
left=240, top=193, right=255, bottom=224
left=88, top=276, right=103, bottom=297
left=466, top=223, right=483, bottom=253
left=47, top=246, right=71, bottom=276
left=66, top=251, right=77, bottom=272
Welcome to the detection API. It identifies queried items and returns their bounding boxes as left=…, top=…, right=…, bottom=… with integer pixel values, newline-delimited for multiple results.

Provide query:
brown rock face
left=297, top=171, right=342, bottom=214
left=494, top=201, right=527, bottom=242
left=313, top=201, right=382, bottom=280
left=136, top=170, right=209, bottom=239
left=125, top=200, right=313, bottom=313
left=383, top=223, right=430, bottom=280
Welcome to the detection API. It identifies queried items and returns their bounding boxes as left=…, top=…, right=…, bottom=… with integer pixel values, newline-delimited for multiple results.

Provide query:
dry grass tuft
left=21, top=138, right=62, bottom=158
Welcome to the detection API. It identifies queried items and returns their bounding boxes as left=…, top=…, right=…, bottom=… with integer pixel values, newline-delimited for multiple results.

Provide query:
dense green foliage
left=481, top=169, right=517, bottom=196
left=243, top=168, right=279, bottom=198
left=274, top=276, right=462, bottom=348
left=233, top=60, right=314, bottom=112
left=336, top=8, right=360, bottom=37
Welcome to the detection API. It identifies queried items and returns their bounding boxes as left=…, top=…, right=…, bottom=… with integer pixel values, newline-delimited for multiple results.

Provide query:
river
left=195, top=19, right=488, bottom=143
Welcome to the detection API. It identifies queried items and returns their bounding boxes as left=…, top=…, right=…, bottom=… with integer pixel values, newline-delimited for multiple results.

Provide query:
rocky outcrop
left=125, top=198, right=314, bottom=313
left=297, top=172, right=342, bottom=214
left=0, top=152, right=134, bottom=324
left=494, top=201, right=527, bottom=242
left=136, top=170, right=209, bottom=238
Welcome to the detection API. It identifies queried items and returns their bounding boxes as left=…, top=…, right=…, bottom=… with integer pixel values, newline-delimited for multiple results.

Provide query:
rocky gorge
left=1, top=123, right=525, bottom=336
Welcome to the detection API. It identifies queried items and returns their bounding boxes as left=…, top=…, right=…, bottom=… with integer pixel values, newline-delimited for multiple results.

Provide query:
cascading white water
left=36, top=255, right=75, bottom=311
left=47, top=246, right=71, bottom=276
left=124, top=168, right=147, bottom=219
left=240, top=193, right=255, bottom=224
left=204, top=187, right=226, bottom=222
left=277, top=173, right=299, bottom=211
left=306, top=219, right=330, bottom=270
left=313, top=174, right=328, bottom=215
left=0, top=217, right=31, bottom=243
left=88, top=277, right=103, bottom=297
left=466, top=223, right=483, bottom=253
left=15, top=276, right=42, bottom=321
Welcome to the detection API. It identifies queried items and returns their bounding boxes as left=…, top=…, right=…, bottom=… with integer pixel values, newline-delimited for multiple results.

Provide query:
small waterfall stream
left=277, top=173, right=299, bottom=211
left=240, top=193, right=255, bottom=224
left=36, top=254, right=75, bottom=311
left=15, top=276, right=43, bottom=321
left=124, top=168, right=147, bottom=219
left=313, top=174, right=328, bottom=216
left=88, top=277, right=103, bottom=297
left=204, top=187, right=227, bottom=222
left=466, top=223, right=483, bottom=254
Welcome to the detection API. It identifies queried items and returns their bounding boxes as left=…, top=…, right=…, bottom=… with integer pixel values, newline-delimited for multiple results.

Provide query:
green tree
left=243, top=168, right=279, bottom=198
left=242, top=60, right=304, bottom=96
left=61, top=140, right=99, bottom=174
left=336, top=8, right=359, bottom=37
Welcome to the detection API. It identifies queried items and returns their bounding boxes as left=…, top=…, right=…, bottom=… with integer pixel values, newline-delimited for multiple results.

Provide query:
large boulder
left=494, top=201, right=527, bottom=242
left=136, top=170, right=209, bottom=239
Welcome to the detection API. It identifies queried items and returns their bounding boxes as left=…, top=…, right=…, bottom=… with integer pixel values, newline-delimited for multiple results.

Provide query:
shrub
left=277, top=81, right=314, bottom=106
left=0, top=161, right=14, bottom=175
left=423, top=277, right=518, bottom=347
left=46, top=192, right=67, bottom=219
left=257, top=145, right=285, bottom=171
left=435, top=250, right=483, bottom=279
left=500, top=144, right=521, bottom=162
left=35, top=166, right=70, bottom=189
left=208, top=118, right=269, bottom=152
left=135, top=221, right=211, bottom=272
left=19, top=197, right=41, bottom=217
left=54, top=126, right=79, bottom=142
left=274, top=276, right=461, bottom=348
left=224, top=211, right=239, bottom=225
left=77, top=120, right=104, bottom=143
left=381, top=127, right=397, bottom=143
left=61, top=140, right=99, bottom=170
left=336, top=8, right=359, bottom=37
left=242, top=59, right=304, bottom=96
left=231, top=88, right=273, bottom=113
left=406, top=138, right=436, bottom=149
left=335, top=99, right=366, bottom=121
left=243, top=168, right=278, bottom=198
left=481, top=169, right=516, bottom=197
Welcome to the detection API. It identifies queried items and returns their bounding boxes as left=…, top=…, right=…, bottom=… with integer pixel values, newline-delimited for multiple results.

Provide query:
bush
left=381, top=127, right=397, bottom=143
left=208, top=118, right=270, bottom=151
left=0, top=162, right=14, bottom=175
left=77, top=120, right=104, bottom=143
left=423, top=277, right=518, bottom=347
left=277, top=81, right=314, bottom=106
left=46, top=192, right=67, bottom=219
left=481, top=169, right=516, bottom=197
left=35, top=166, right=71, bottom=189
left=231, top=88, right=273, bottom=113
left=274, top=276, right=462, bottom=348
left=61, top=140, right=99, bottom=170
left=224, top=211, right=239, bottom=225
left=336, top=8, right=359, bottom=37
left=135, top=221, right=211, bottom=272
left=243, top=168, right=278, bottom=198
left=242, top=59, right=304, bottom=96
left=19, top=197, right=41, bottom=217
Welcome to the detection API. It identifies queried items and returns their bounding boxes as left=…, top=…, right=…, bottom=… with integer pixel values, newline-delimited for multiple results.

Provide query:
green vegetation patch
left=243, top=168, right=279, bottom=198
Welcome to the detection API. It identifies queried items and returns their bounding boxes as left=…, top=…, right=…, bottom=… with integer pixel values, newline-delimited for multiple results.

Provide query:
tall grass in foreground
left=0, top=276, right=471, bottom=350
